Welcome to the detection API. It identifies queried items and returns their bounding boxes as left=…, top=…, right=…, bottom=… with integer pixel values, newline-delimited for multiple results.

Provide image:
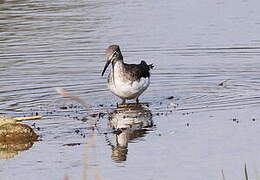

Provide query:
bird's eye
left=112, top=51, right=117, bottom=57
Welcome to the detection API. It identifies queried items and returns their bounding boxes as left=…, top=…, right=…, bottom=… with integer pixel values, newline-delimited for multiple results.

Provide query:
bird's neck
left=112, top=59, right=124, bottom=68
left=111, top=60, right=124, bottom=75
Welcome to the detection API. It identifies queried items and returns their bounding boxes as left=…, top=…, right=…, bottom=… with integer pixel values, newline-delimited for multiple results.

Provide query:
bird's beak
left=101, top=51, right=117, bottom=76
left=101, top=60, right=110, bottom=76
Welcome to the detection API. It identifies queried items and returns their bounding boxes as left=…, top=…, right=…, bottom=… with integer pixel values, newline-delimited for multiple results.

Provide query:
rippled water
left=0, top=0, right=260, bottom=179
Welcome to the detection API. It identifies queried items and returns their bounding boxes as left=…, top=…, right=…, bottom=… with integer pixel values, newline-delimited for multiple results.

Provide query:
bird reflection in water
left=108, top=103, right=153, bottom=163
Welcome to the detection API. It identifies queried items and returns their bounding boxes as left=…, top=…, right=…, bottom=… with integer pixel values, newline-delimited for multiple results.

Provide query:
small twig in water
left=14, top=116, right=42, bottom=121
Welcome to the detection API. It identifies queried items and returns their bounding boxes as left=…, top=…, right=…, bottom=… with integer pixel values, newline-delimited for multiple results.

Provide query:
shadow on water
left=106, top=104, right=153, bottom=163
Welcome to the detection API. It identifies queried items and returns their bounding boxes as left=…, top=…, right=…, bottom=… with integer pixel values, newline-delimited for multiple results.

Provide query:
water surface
left=0, top=0, right=260, bottom=179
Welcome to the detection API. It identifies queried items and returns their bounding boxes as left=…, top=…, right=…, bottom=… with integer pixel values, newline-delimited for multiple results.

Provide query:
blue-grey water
left=0, top=0, right=260, bottom=179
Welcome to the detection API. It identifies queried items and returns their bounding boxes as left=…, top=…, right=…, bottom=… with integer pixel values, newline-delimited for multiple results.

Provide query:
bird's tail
left=148, top=64, right=154, bottom=70
left=141, top=60, right=154, bottom=70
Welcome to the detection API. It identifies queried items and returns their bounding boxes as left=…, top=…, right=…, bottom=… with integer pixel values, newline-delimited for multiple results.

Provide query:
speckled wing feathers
left=123, top=61, right=153, bottom=81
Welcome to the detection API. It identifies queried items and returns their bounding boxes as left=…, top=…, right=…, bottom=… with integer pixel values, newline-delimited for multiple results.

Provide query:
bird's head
left=102, top=45, right=123, bottom=76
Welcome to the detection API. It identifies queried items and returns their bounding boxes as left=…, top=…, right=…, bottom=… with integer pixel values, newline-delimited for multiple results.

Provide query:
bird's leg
left=121, top=99, right=126, bottom=104
left=136, top=98, right=139, bottom=104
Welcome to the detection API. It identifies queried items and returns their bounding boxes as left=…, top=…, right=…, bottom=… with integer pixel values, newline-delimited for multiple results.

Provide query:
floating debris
left=63, top=143, right=81, bottom=147
left=59, top=106, right=68, bottom=110
left=167, top=96, right=174, bottom=100
left=218, top=79, right=231, bottom=87
left=231, top=118, right=239, bottom=123
left=13, top=116, right=42, bottom=121
left=0, top=116, right=42, bottom=126
left=75, top=129, right=80, bottom=134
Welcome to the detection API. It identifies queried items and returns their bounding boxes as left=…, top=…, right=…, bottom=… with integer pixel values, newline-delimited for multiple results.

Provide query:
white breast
left=108, top=62, right=150, bottom=100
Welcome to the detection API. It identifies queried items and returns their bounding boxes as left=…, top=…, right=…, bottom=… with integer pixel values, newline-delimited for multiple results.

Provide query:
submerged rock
left=0, top=117, right=16, bottom=126
left=0, top=116, right=40, bottom=143
left=0, top=123, right=38, bottom=142
left=0, top=120, right=39, bottom=159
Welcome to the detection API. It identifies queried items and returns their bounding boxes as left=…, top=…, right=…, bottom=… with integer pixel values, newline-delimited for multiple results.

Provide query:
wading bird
left=101, top=45, right=153, bottom=104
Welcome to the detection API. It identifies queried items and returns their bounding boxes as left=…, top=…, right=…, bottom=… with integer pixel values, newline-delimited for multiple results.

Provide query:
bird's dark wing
left=123, top=60, right=153, bottom=81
